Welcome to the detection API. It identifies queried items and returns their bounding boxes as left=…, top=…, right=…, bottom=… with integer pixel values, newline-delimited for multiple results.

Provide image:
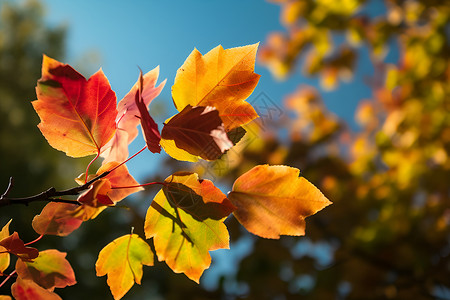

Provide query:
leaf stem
left=0, top=270, right=16, bottom=288
left=111, top=181, right=166, bottom=189
left=24, top=234, right=44, bottom=246
left=85, top=152, right=101, bottom=183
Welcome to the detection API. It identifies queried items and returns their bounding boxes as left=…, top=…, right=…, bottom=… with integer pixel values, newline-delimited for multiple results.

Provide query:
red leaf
left=11, top=278, right=61, bottom=300
left=135, top=70, right=161, bottom=153
left=32, top=55, right=118, bottom=158
left=161, top=105, right=233, bottom=160
left=0, top=233, right=38, bottom=261
left=32, top=203, right=83, bottom=236
left=101, top=67, right=165, bottom=162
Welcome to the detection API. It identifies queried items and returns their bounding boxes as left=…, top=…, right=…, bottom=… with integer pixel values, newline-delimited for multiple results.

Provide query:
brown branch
left=0, top=170, right=111, bottom=207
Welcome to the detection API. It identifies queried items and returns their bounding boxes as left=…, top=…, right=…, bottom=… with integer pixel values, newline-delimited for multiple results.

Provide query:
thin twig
left=0, top=170, right=112, bottom=208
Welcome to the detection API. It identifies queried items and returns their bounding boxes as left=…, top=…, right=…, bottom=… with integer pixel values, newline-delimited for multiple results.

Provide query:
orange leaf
left=228, top=165, right=332, bottom=239
left=0, top=220, right=12, bottom=273
left=32, top=203, right=83, bottom=236
left=161, top=106, right=233, bottom=161
left=144, top=172, right=231, bottom=282
left=11, top=278, right=62, bottom=300
left=15, top=249, right=76, bottom=291
left=0, top=232, right=38, bottom=262
left=0, top=296, right=12, bottom=300
left=76, top=161, right=143, bottom=208
left=172, top=44, right=260, bottom=130
left=32, top=55, right=118, bottom=158
left=96, top=234, right=153, bottom=300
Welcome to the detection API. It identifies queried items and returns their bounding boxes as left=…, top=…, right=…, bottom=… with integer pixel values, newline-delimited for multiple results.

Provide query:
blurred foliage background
left=1, top=0, right=449, bottom=299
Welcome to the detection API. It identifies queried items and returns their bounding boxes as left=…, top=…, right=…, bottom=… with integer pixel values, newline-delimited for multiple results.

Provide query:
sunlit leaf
left=0, top=232, right=38, bottom=261
left=144, top=172, right=232, bottom=282
left=0, top=220, right=12, bottom=273
left=161, top=105, right=233, bottom=161
left=135, top=70, right=161, bottom=153
left=32, top=55, right=118, bottom=158
left=11, top=278, right=61, bottom=300
left=32, top=203, right=83, bottom=236
left=101, top=67, right=165, bottom=162
left=96, top=234, right=153, bottom=300
left=172, top=44, right=260, bottom=130
left=76, top=161, right=143, bottom=208
left=228, top=165, right=332, bottom=239
left=15, top=249, right=76, bottom=291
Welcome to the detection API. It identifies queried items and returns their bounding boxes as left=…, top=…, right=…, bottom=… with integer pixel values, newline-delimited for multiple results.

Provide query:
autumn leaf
left=172, top=44, right=260, bottom=130
left=76, top=161, right=143, bottom=207
left=78, top=179, right=114, bottom=207
left=0, top=232, right=38, bottom=261
left=0, top=220, right=11, bottom=273
left=32, top=203, right=83, bottom=236
left=161, top=105, right=233, bottom=161
left=11, top=278, right=62, bottom=300
left=228, top=165, right=332, bottom=239
left=101, top=67, right=165, bottom=162
left=32, top=55, right=118, bottom=158
left=135, top=70, right=161, bottom=153
left=96, top=234, right=153, bottom=300
left=144, top=172, right=232, bottom=282
left=15, top=249, right=76, bottom=291
left=0, top=296, right=12, bottom=300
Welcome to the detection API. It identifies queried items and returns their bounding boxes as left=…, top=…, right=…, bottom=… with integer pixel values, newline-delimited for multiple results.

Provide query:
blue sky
left=40, top=0, right=378, bottom=181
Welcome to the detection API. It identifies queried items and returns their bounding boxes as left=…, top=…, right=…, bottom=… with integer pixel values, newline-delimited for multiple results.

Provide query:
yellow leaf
left=96, top=234, right=153, bottom=300
left=144, top=173, right=232, bottom=282
left=0, top=220, right=12, bottom=273
left=172, top=44, right=260, bottom=130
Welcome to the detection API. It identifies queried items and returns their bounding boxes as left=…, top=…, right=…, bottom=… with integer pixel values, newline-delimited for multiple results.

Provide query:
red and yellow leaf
left=32, top=55, right=118, bottom=158
left=161, top=106, right=233, bottom=161
left=228, top=165, right=332, bottom=239
left=101, top=67, right=165, bottom=163
left=32, top=203, right=83, bottom=236
left=15, top=249, right=76, bottom=291
left=0, top=232, right=38, bottom=261
left=144, top=172, right=232, bottom=282
left=0, top=220, right=12, bottom=273
left=11, top=278, right=61, bottom=300
left=172, top=44, right=260, bottom=130
left=96, top=234, right=153, bottom=300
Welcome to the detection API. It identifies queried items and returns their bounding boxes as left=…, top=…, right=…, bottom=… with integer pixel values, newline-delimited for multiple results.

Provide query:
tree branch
left=0, top=170, right=111, bottom=207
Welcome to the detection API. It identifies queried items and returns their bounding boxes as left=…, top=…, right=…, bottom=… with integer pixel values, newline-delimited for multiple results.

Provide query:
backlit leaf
left=0, top=220, right=11, bottom=273
left=0, top=232, right=38, bottom=261
left=172, top=44, right=260, bottom=130
left=228, top=165, right=332, bottom=239
left=32, top=203, right=83, bottom=236
left=135, top=70, right=161, bottom=153
left=101, top=67, right=165, bottom=162
left=32, top=55, right=118, bottom=158
left=15, top=249, right=76, bottom=291
left=11, top=278, right=61, bottom=300
left=161, top=105, right=233, bottom=161
left=77, top=161, right=143, bottom=208
left=144, top=172, right=231, bottom=282
left=96, top=234, right=153, bottom=300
